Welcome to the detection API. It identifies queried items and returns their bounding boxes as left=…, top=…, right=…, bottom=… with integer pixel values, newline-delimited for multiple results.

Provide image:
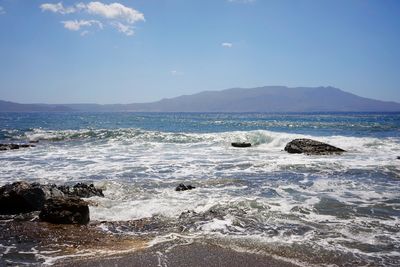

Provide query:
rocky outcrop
left=39, top=197, right=90, bottom=224
left=175, top=184, right=196, bottom=191
left=0, top=182, right=103, bottom=218
left=0, top=143, right=35, bottom=151
left=58, top=183, right=104, bottom=198
left=284, top=138, right=345, bottom=155
left=231, top=142, right=252, bottom=148
left=0, top=182, right=64, bottom=214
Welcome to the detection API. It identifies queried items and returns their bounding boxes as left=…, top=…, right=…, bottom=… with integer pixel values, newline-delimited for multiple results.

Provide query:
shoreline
left=56, top=241, right=301, bottom=267
left=0, top=218, right=301, bottom=266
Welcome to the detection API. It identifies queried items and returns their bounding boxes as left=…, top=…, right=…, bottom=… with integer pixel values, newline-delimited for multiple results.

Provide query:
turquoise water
left=0, top=112, right=399, bottom=266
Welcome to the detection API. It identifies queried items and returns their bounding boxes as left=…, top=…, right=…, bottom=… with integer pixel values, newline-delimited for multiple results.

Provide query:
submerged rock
left=231, top=142, right=252, bottom=148
left=0, top=182, right=64, bottom=215
left=284, top=138, right=345, bottom=155
left=0, top=143, right=35, bottom=151
left=39, top=197, right=90, bottom=224
left=58, top=183, right=104, bottom=198
left=175, top=183, right=196, bottom=191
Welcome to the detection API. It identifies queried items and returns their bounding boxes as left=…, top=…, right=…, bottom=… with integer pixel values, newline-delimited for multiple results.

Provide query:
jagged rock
left=231, top=142, right=252, bottom=148
left=0, top=182, right=64, bottom=215
left=39, top=197, right=90, bottom=224
left=284, top=138, right=345, bottom=155
left=175, top=183, right=196, bottom=191
left=0, top=143, right=35, bottom=151
left=0, top=181, right=103, bottom=215
left=58, top=183, right=104, bottom=198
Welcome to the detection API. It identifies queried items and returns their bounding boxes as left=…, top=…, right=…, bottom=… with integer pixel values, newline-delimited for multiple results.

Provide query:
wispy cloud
left=40, top=2, right=144, bottom=36
left=80, top=30, right=90, bottom=37
left=0, top=6, right=5, bottom=15
left=40, top=2, right=78, bottom=14
left=111, top=22, right=134, bottom=36
left=61, top=20, right=103, bottom=31
left=222, top=42, right=233, bottom=48
left=170, top=70, right=184, bottom=76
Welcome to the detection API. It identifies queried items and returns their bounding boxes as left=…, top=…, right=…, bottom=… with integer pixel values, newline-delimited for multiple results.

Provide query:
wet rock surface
left=284, top=138, right=345, bottom=155
left=175, top=183, right=196, bottom=191
left=0, top=182, right=63, bottom=215
left=39, top=197, right=90, bottom=225
left=58, top=183, right=104, bottom=198
left=0, top=182, right=103, bottom=217
left=0, top=143, right=35, bottom=151
left=231, top=142, right=252, bottom=148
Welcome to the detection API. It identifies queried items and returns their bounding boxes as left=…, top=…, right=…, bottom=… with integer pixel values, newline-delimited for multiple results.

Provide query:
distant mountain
left=2, top=86, right=400, bottom=112
left=118, top=86, right=400, bottom=112
left=0, top=100, right=72, bottom=112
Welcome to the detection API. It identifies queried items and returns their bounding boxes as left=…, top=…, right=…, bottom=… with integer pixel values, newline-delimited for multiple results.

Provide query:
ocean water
left=1, top=112, right=400, bottom=266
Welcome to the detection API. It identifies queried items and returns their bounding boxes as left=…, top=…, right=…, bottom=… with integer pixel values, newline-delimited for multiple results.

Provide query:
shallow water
left=0, top=112, right=399, bottom=266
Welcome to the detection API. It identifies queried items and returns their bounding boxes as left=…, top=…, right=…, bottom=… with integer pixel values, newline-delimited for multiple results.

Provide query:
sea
left=0, top=112, right=399, bottom=266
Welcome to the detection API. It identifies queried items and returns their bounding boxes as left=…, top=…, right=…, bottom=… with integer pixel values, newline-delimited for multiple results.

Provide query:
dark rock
left=29, top=140, right=39, bottom=143
left=284, top=138, right=345, bottom=155
left=397, top=156, right=400, bottom=160
left=0, top=182, right=64, bottom=215
left=58, top=183, right=104, bottom=198
left=175, top=183, right=196, bottom=191
left=231, top=142, right=252, bottom=148
left=0, top=143, right=35, bottom=151
left=39, top=197, right=90, bottom=224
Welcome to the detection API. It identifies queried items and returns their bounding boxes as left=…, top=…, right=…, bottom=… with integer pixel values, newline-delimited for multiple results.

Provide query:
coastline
left=56, top=241, right=300, bottom=267
left=0, top=218, right=300, bottom=266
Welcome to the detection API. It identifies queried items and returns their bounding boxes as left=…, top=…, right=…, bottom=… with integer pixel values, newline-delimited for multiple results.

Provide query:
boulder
left=284, top=138, right=345, bottom=155
left=0, top=182, right=64, bottom=215
left=39, top=197, right=90, bottom=224
left=0, top=143, right=35, bottom=151
left=231, top=142, right=252, bottom=148
left=175, top=183, right=196, bottom=191
left=58, top=183, right=104, bottom=198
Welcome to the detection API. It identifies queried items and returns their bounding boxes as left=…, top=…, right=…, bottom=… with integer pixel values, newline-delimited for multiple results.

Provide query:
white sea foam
left=1, top=128, right=400, bottom=264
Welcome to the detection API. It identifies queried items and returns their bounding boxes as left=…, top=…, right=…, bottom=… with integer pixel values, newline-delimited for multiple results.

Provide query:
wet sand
left=56, top=242, right=300, bottom=267
left=0, top=218, right=299, bottom=267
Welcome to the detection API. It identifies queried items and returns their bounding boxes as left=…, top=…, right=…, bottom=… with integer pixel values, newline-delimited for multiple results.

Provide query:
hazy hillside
left=121, top=86, right=400, bottom=112
left=1, top=86, right=400, bottom=112
left=0, top=100, right=72, bottom=112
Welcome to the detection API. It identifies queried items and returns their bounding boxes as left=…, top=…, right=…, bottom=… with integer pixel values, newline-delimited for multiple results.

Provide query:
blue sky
left=0, top=0, right=399, bottom=104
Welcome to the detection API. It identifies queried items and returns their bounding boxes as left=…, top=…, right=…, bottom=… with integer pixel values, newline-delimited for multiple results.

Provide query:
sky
left=0, top=0, right=399, bottom=104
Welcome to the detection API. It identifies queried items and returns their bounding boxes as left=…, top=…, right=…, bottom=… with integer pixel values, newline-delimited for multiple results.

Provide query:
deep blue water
left=1, top=112, right=400, bottom=140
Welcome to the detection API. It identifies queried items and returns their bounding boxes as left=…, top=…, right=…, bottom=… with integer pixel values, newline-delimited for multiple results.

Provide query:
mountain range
left=1, top=86, right=400, bottom=112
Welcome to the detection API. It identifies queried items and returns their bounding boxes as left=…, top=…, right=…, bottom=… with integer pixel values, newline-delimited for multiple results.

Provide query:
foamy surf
left=1, top=112, right=399, bottom=266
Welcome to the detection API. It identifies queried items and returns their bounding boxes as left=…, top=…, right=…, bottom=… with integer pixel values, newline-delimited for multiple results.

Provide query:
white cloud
left=170, top=70, right=184, bottom=76
left=40, top=2, right=77, bottom=14
left=61, top=20, right=103, bottom=31
left=0, top=6, right=5, bottom=15
left=86, top=2, right=145, bottom=24
left=40, top=2, right=144, bottom=36
left=111, top=22, right=134, bottom=36
left=222, top=42, right=233, bottom=48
